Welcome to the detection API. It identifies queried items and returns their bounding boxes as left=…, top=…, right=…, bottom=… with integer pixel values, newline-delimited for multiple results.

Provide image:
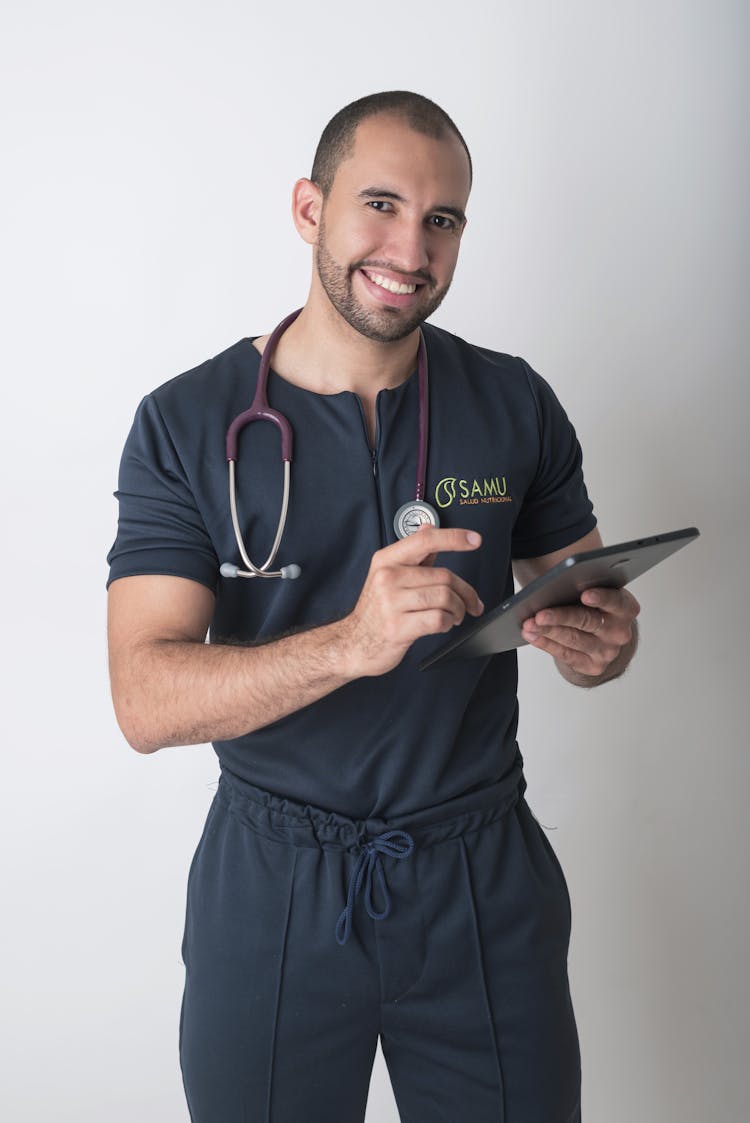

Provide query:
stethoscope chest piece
left=393, top=500, right=440, bottom=539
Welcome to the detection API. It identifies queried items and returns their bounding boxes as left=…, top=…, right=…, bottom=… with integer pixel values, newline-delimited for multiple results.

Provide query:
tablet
left=418, top=527, right=699, bottom=670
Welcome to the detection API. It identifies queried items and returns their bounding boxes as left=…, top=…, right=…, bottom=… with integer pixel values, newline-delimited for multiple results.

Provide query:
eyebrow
left=357, top=187, right=467, bottom=226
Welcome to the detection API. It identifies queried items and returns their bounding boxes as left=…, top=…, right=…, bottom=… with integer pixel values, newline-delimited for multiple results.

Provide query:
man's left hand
left=521, top=586, right=641, bottom=683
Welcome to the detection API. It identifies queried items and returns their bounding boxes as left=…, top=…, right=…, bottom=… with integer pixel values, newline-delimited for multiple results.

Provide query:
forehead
left=334, top=114, right=471, bottom=204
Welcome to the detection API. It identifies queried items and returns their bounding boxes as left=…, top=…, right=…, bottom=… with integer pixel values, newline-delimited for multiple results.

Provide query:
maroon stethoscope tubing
left=226, top=307, right=429, bottom=502
left=226, top=308, right=301, bottom=464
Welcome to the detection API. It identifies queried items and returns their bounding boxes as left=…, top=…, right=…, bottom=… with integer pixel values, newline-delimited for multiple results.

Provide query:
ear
left=291, top=178, right=323, bottom=246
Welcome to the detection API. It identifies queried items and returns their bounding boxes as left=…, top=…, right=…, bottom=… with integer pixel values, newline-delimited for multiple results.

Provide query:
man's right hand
left=108, top=528, right=484, bottom=752
left=336, top=526, right=484, bottom=678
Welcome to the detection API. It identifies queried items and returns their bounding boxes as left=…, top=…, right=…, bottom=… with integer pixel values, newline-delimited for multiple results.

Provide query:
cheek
left=324, top=217, right=379, bottom=268
left=436, top=243, right=461, bottom=283
left=348, top=215, right=386, bottom=256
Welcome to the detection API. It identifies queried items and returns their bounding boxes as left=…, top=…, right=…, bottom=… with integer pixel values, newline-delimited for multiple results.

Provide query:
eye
left=366, top=200, right=393, bottom=212
left=429, top=215, right=456, bottom=231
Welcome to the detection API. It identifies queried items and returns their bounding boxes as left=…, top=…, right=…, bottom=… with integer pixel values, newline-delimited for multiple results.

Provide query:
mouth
left=358, top=267, right=426, bottom=308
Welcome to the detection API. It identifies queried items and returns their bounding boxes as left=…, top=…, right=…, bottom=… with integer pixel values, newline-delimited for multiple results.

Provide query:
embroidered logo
left=434, top=475, right=512, bottom=509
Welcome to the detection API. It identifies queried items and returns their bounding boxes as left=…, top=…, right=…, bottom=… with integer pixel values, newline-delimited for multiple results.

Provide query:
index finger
left=376, top=526, right=482, bottom=568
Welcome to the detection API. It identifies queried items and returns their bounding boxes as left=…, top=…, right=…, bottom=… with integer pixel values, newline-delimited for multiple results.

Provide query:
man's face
left=313, top=114, right=471, bottom=343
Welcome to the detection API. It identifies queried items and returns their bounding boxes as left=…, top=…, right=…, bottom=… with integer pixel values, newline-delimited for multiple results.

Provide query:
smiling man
left=107, top=91, right=638, bottom=1123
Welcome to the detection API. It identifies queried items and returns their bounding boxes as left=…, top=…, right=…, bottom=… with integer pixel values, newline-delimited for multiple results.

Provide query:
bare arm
left=512, top=528, right=640, bottom=687
left=107, top=527, right=484, bottom=753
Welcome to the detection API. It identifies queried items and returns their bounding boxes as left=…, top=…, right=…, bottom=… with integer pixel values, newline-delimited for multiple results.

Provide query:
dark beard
left=315, top=216, right=452, bottom=343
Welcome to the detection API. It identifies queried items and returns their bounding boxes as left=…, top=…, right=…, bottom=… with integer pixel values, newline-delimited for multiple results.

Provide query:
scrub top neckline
left=242, top=336, right=421, bottom=404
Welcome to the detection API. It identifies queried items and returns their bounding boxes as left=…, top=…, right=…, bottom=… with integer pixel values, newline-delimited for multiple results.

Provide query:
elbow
left=111, top=690, right=163, bottom=755
left=116, top=712, right=163, bottom=755
left=127, top=732, right=162, bottom=755
left=109, top=650, right=167, bottom=754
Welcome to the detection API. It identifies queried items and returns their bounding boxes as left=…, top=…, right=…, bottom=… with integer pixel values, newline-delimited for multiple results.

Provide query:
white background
left=1, top=1, right=747, bottom=1120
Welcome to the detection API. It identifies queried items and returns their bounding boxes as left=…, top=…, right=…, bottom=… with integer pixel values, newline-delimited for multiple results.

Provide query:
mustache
left=351, top=260, right=435, bottom=287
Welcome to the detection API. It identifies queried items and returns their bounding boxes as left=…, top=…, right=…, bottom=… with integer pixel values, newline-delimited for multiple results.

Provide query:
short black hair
left=310, top=91, right=472, bottom=197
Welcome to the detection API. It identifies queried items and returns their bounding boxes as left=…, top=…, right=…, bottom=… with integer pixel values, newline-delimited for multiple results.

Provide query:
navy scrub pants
left=179, top=769, right=581, bottom=1123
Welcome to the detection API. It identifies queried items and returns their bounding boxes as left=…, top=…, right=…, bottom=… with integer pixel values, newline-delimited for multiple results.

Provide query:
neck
left=254, top=285, right=421, bottom=399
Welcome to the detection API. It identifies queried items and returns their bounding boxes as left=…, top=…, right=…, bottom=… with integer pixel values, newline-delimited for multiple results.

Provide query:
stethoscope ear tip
left=220, top=560, right=300, bottom=579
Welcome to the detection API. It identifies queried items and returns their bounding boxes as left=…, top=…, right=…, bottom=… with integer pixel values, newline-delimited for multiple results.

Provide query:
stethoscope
left=219, top=308, right=440, bottom=581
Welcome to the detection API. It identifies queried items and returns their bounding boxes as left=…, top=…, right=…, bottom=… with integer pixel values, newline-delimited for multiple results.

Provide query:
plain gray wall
left=1, top=1, right=747, bottom=1120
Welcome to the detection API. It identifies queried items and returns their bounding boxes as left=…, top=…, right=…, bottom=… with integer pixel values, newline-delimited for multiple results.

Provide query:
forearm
left=555, top=620, right=639, bottom=688
left=109, top=528, right=485, bottom=754
left=112, top=619, right=355, bottom=753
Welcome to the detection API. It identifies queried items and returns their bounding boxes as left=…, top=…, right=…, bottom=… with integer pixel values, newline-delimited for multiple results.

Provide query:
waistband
left=217, top=757, right=526, bottom=946
left=217, top=754, right=526, bottom=853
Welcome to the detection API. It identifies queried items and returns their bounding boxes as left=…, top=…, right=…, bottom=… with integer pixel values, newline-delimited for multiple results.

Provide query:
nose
left=384, top=215, right=430, bottom=278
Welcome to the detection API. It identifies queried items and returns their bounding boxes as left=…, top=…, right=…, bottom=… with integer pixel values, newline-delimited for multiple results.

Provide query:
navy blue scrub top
left=107, top=322, right=596, bottom=819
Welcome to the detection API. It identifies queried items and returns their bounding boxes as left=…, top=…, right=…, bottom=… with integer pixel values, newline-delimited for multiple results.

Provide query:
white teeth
left=365, top=271, right=417, bottom=295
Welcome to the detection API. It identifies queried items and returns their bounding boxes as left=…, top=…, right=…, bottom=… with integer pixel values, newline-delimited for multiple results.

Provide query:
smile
left=361, top=269, right=418, bottom=295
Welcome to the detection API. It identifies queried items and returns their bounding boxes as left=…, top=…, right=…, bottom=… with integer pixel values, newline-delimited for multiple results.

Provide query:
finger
left=522, top=622, right=620, bottom=662
left=397, top=606, right=469, bottom=644
left=524, top=611, right=632, bottom=648
left=529, top=604, right=605, bottom=635
left=374, top=526, right=482, bottom=568
left=580, top=586, right=641, bottom=618
left=524, top=632, right=602, bottom=676
left=392, top=583, right=473, bottom=626
left=373, top=587, right=470, bottom=646
left=393, top=566, right=484, bottom=615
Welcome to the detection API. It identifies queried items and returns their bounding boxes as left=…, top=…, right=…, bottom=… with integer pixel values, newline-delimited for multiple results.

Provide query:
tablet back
left=419, top=527, right=699, bottom=670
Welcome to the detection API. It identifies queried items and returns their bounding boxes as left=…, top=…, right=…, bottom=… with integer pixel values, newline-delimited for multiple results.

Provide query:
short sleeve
left=511, top=359, right=597, bottom=559
left=106, top=394, right=219, bottom=590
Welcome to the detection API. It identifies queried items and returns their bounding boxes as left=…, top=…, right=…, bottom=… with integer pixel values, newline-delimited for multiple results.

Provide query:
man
left=107, top=91, right=639, bottom=1123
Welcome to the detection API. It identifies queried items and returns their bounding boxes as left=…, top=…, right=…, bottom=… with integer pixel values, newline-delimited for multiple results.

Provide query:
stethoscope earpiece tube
left=224, top=458, right=298, bottom=579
